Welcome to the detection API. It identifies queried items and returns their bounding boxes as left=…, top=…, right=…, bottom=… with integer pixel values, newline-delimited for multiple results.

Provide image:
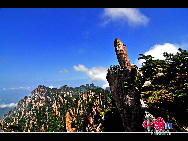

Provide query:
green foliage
left=138, top=48, right=188, bottom=103
left=137, top=48, right=188, bottom=127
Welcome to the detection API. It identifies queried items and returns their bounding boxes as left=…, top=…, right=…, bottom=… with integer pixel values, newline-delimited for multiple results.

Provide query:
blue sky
left=0, top=8, right=188, bottom=110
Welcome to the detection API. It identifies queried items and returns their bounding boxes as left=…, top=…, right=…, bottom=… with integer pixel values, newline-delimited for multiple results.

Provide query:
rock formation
left=114, top=38, right=131, bottom=69
left=1, top=84, right=110, bottom=132
left=106, top=38, right=144, bottom=131
left=66, top=109, right=77, bottom=132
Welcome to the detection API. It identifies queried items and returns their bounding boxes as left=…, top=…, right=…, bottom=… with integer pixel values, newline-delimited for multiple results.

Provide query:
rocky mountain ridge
left=1, top=84, right=113, bottom=132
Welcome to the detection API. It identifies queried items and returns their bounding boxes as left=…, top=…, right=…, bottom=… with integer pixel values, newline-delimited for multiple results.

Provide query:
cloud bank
left=136, top=43, right=180, bottom=67
left=0, top=103, right=17, bottom=108
left=102, top=8, right=149, bottom=27
left=73, top=64, right=109, bottom=89
left=3, top=86, right=31, bottom=91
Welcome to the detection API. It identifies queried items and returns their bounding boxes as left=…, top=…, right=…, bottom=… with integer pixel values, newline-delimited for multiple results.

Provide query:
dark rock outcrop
left=106, top=38, right=144, bottom=131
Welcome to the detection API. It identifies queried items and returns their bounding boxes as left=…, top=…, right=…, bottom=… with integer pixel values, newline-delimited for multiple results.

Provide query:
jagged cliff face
left=1, top=84, right=111, bottom=132
left=1, top=85, right=62, bottom=132
left=107, top=38, right=144, bottom=131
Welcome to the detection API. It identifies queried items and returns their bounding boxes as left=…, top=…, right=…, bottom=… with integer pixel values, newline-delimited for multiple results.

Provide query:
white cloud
left=136, top=43, right=180, bottom=67
left=102, top=8, right=149, bottom=27
left=12, top=86, right=30, bottom=90
left=4, top=86, right=31, bottom=90
left=19, top=86, right=31, bottom=90
left=0, top=103, right=17, bottom=108
left=73, top=64, right=89, bottom=73
left=102, top=82, right=110, bottom=89
left=73, top=64, right=109, bottom=89
left=49, top=86, right=53, bottom=89
left=88, top=66, right=108, bottom=82
left=59, top=68, right=68, bottom=73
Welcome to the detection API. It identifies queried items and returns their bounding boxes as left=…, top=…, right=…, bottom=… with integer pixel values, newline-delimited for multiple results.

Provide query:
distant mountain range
left=0, top=83, right=120, bottom=132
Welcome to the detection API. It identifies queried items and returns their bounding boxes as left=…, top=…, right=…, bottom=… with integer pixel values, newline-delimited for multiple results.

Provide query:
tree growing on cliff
left=137, top=48, right=188, bottom=130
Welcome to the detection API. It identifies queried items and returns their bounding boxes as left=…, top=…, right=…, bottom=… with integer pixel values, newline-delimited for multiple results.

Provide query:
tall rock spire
left=106, top=38, right=144, bottom=131
left=114, top=38, right=131, bottom=68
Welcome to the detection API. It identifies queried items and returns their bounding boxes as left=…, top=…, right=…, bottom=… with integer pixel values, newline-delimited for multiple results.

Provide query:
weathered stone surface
left=107, top=38, right=144, bottom=131
left=114, top=38, right=131, bottom=68
left=66, top=109, right=76, bottom=132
